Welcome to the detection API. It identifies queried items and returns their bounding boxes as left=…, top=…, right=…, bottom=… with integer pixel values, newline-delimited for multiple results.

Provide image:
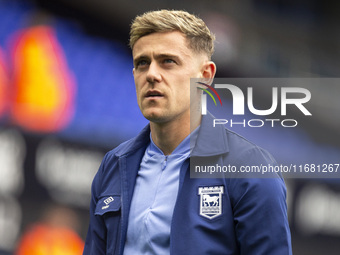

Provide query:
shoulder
left=224, top=128, right=276, bottom=166
left=222, top=130, right=286, bottom=204
left=92, top=126, right=150, bottom=195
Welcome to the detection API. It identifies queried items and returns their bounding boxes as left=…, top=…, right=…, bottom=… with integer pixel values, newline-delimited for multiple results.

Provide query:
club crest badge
left=198, top=186, right=224, bottom=219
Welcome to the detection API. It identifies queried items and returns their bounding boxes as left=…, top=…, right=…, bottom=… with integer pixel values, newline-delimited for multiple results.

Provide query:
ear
left=132, top=68, right=135, bottom=76
left=201, top=61, right=216, bottom=85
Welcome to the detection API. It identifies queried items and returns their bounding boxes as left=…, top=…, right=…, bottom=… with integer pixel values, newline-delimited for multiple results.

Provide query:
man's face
left=132, top=31, right=206, bottom=124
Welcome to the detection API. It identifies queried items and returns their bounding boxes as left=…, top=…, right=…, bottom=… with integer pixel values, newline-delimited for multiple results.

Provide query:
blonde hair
left=129, top=10, right=215, bottom=59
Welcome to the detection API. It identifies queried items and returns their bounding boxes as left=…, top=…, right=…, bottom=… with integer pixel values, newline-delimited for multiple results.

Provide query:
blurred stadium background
left=0, top=0, right=339, bottom=254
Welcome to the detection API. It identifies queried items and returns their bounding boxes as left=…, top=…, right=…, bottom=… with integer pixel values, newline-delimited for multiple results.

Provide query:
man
left=83, top=10, right=292, bottom=255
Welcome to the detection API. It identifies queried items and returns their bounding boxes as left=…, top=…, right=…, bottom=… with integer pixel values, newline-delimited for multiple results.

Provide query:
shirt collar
left=148, top=126, right=200, bottom=156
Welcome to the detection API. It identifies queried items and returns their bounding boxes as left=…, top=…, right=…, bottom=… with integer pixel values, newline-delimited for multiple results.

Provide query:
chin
left=144, top=115, right=167, bottom=123
left=142, top=110, right=169, bottom=123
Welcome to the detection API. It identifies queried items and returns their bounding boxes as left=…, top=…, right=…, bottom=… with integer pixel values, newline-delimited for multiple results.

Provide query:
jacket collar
left=115, top=112, right=229, bottom=158
left=114, top=124, right=151, bottom=157
left=191, top=112, right=229, bottom=157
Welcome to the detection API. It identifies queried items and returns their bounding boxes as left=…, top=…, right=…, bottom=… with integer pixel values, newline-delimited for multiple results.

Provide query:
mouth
left=145, top=90, right=164, bottom=99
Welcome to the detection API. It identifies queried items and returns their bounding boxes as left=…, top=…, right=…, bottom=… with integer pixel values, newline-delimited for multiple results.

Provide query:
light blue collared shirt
left=123, top=129, right=198, bottom=255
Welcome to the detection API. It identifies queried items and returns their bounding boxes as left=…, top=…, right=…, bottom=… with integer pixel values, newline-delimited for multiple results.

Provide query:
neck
left=150, top=112, right=201, bottom=155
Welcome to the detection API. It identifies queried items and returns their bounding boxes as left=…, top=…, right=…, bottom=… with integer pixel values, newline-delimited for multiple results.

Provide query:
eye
left=135, top=59, right=149, bottom=68
left=163, top=59, right=176, bottom=64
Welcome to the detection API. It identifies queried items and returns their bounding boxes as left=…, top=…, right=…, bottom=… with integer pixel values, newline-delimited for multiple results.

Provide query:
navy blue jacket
left=83, top=113, right=292, bottom=255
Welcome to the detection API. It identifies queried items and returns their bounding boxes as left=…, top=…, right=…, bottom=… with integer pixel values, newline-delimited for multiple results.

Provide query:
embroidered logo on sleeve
left=102, top=196, right=114, bottom=209
left=198, top=186, right=224, bottom=219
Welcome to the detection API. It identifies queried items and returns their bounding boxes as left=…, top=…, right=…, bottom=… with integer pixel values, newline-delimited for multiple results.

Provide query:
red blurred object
left=15, top=205, right=84, bottom=255
left=10, top=25, right=76, bottom=133
left=0, top=48, right=9, bottom=118
left=15, top=224, right=84, bottom=255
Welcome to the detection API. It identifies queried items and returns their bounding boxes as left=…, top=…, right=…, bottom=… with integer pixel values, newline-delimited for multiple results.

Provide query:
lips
left=145, top=90, right=164, bottom=98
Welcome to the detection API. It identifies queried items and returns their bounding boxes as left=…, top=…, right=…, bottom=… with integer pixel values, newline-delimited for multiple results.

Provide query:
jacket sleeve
left=83, top=154, right=108, bottom=255
left=228, top=147, right=292, bottom=255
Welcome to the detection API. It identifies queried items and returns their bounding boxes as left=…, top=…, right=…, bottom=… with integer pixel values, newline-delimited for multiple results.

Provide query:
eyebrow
left=156, top=53, right=180, bottom=60
left=133, top=53, right=181, bottom=66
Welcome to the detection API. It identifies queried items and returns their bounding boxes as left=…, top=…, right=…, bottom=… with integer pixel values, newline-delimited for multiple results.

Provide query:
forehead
left=132, top=31, right=193, bottom=58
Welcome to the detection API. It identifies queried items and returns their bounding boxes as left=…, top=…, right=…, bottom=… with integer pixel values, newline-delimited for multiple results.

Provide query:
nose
left=146, top=61, right=162, bottom=84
